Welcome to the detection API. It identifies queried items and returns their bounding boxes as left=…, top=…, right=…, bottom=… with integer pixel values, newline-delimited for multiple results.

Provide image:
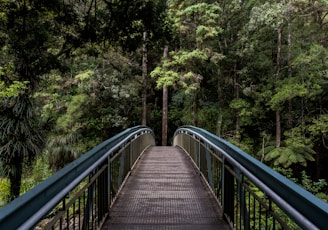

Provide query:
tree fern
left=46, top=133, right=82, bottom=171
left=0, top=95, right=44, bottom=200
left=261, top=145, right=315, bottom=168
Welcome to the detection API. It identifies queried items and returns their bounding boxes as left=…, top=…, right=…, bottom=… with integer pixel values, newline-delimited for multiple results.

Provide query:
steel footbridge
left=0, top=126, right=327, bottom=229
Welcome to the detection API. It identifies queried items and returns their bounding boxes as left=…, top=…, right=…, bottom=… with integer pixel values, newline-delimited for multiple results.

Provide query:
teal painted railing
left=174, top=126, right=328, bottom=230
left=2, top=125, right=327, bottom=229
left=0, top=126, right=155, bottom=229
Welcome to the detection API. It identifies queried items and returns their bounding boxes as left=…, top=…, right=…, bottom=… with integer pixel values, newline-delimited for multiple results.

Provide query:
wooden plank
left=102, top=146, right=230, bottom=229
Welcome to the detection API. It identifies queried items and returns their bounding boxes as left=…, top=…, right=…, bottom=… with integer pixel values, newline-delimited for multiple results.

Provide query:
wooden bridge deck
left=102, top=146, right=230, bottom=229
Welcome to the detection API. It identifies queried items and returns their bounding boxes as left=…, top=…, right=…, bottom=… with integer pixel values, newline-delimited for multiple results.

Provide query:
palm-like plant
left=46, top=133, right=81, bottom=171
left=258, top=137, right=315, bottom=168
left=0, top=94, right=44, bottom=200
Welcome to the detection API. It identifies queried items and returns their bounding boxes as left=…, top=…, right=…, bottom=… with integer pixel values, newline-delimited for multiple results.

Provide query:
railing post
left=97, top=164, right=108, bottom=226
left=221, top=157, right=225, bottom=212
left=198, top=141, right=201, bottom=169
left=238, top=173, right=250, bottom=230
left=223, top=160, right=235, bottom=225
left=205, top=144, right=214, bottom=189
left=83, top=175, right=95, bottom=230
left=130, top=142, right=133, bottom=169
left=108, top=156, right=111, bottom=207
left=118, top=148, right=126, bottom=186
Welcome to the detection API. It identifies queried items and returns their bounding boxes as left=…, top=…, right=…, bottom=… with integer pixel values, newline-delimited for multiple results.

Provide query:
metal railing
left=173, top=126, right=328, bottom=230
left=0, top=126, right=155, bottom=229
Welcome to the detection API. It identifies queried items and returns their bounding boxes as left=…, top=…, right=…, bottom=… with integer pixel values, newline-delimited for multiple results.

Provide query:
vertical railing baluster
left=253, top=195, right=256, bottom=229
left=221, top=157, right=225, bottom=214
left=108, top=156, right=111, bottom=208
left=205, top=143, right=214, bottom=189
left=60, top=216, right=62, bottom=230
left=258, top=201, right=261, bottom=230
left=78, top=194, right=81, bottom=229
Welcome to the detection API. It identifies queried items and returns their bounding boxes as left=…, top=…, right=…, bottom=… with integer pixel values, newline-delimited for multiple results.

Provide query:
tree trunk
left=192, top=94, right=198, bottom=126
left=9, top=156, right=23, bottom=201
left=287, top=7, right=293, bottom=129
left=275, top=27, right=282, bottom=148
left=217, top=72, right=223, bottom=137
left=234, top=68, right=240, bottom=141
left=141, top=31, right=148, bottom=126
left=276, top=110, right=281, bottom=148
left=162, top=45, right=169, bottom=146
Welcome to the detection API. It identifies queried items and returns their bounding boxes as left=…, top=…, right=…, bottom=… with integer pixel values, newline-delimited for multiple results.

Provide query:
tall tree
left=0, top=0, right=59, bottom=199
left=151, top=0, right=223, bottom=129
left=142, top=31, right=148, bottom=125
left=0, top=0, right=84, bottom=200
left=162, top=45, right=169, bottom=146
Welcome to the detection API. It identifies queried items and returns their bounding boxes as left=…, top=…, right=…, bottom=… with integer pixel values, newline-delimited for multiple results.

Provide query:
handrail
left=174, top=126, right=328, bottom=229
left=0, top=125, right=155, bottom=229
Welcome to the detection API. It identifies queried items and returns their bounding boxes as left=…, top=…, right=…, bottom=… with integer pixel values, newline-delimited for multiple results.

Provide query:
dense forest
left=1, top=0, right=327, bottom=204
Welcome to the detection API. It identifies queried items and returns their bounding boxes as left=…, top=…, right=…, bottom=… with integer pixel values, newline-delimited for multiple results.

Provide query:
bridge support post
left=98, top=164, right=109, bottom=226
left=108, top=157, right=111, bottom=207
left=118, top=148, right=126, bottom=186
left=223, top=160, right=235, bottom=225
left=83, top=176, right=95, bottom=230
left=205, top=144, right=214, bottom=189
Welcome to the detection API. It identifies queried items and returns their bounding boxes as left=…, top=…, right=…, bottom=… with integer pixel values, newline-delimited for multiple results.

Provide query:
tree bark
left=9, top=156, right=23, bottom=201
left=141, top=31, right=148, bottom=126
left=287, top=7, right=293, bottom=129
left=192, top=94, right=198, bottom=126
left=275, top=27, right=282, bottom=148
left=162, top=44, right=169, bottom=146
left=217, top=72, right=223, bottom=137
left=234, top=67, right=240, bottom=141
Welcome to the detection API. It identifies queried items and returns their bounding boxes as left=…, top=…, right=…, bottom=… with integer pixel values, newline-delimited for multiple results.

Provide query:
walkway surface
left=102, top=146, right=230, bottom=229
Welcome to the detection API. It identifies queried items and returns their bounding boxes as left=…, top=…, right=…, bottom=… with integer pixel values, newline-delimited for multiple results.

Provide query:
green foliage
left=176, top=2, right=222, bottom=45
left=308, top=114, right=328, bottom=136
left=0, top=64, right=29, bottom=97
left=261, top=145, right=315, bottom=167
left=0, top=80, right=28, bottom=97
left=258, top=128, right=316, bottom=168
left=151, top=49, right=209, bottom=90
left=275, top=167, right=327, bottom=201
left=0, top=156, right=52, bottom=205
left=36, top=48, right=143, bottom=169
left=300, top=171, right=327, bottom=200
left=20, top=156, right=53, bottom=194
left=0, top=178, right=10, bottom=206
left=1, top=0, right=328, bottom=205
left=151, top=1, right=223, bottom=94
left=228, top=136, right=255, bottom=155
left=0, top=0, right=80, bottom=200
left=0, top=0, right=170, bottom=200
left=247, top=2, right=285, bottom=31
left=46, top=134, right=81, bottom=171
left=273, top=167, right=298, bottom=183
left=269, top=81, right=307, bottom=110
left=230, top=98, right=253, bottom=126
left=284, top=126, right=313, bottom=148
left=75, top=70, right=94, bottom=82
left=56, top=94, right=89, bottom=132
left=0, top=94, right=45, bottom=200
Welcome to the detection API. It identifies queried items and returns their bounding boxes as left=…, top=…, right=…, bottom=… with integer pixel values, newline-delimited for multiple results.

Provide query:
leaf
left=263, top=144, right=315, bottom=168
left=269, top=82, right=307, bottom=110
left=0, top=81, right=29, bottom=98
left=308, top=114, right=328, bottom=135
left=264, top=147, right=281, bottom=161
left=75, top=70, right=94, bottom=81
